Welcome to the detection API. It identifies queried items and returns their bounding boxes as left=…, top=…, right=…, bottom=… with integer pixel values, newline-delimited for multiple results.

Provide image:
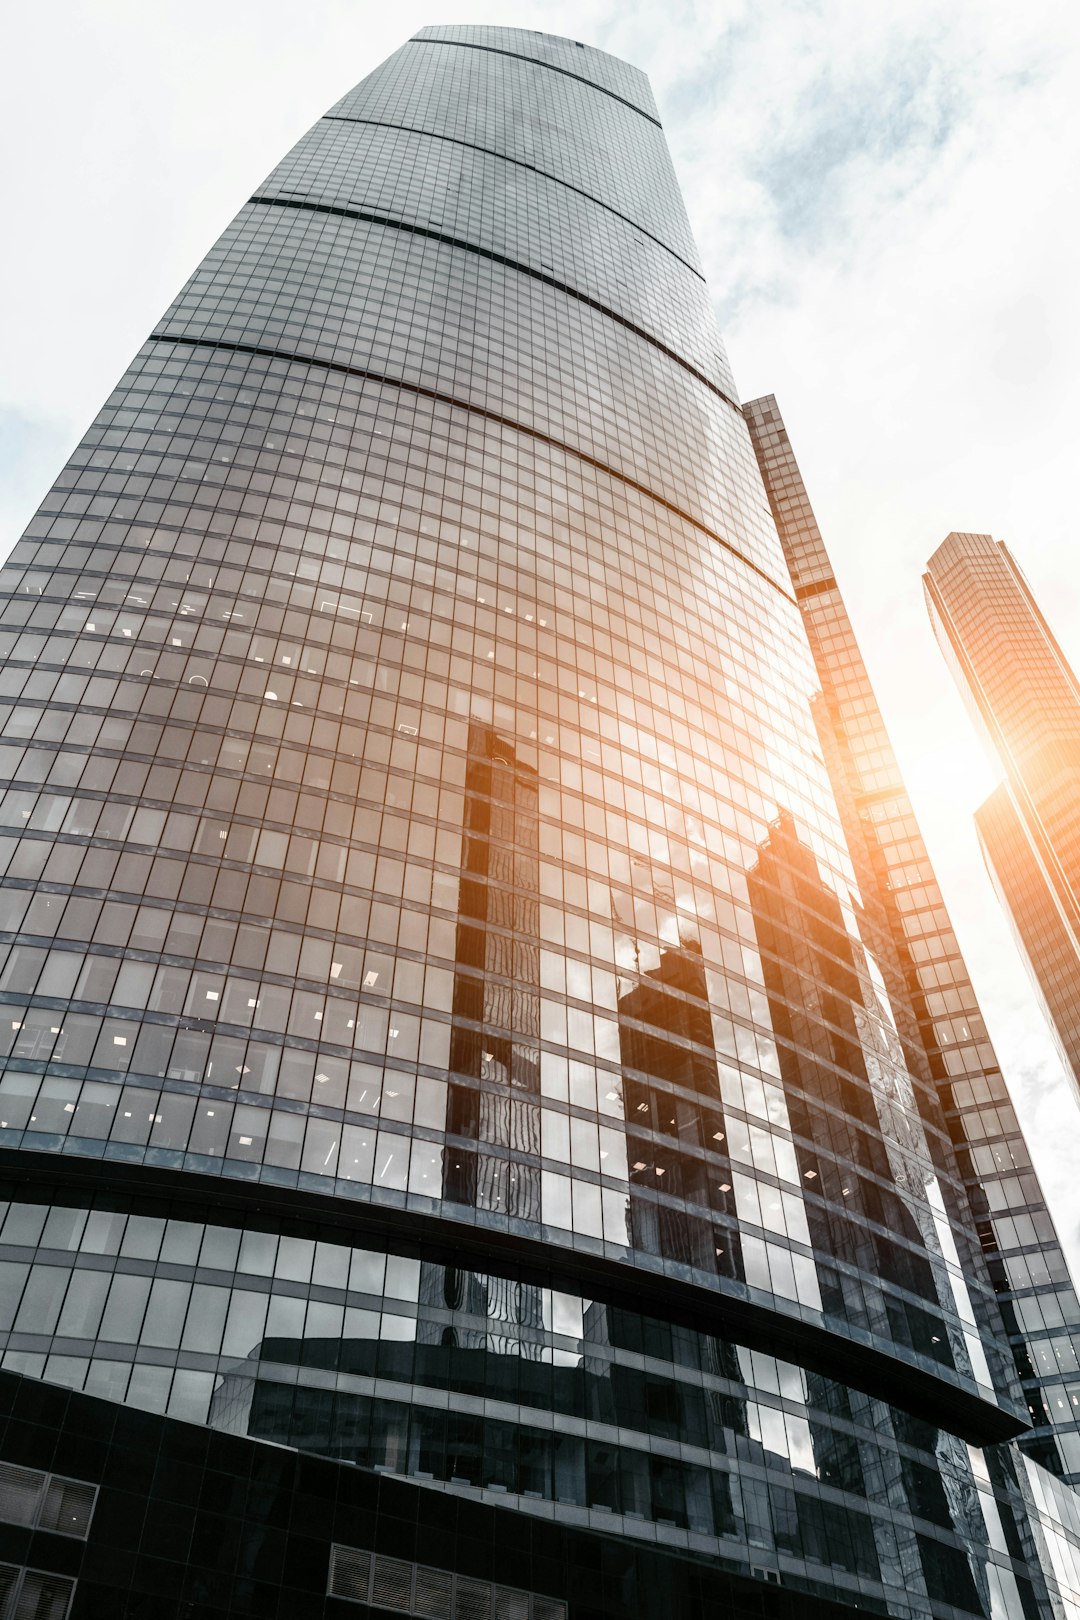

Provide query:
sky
left=3, top=0, right=1080, bottom=1260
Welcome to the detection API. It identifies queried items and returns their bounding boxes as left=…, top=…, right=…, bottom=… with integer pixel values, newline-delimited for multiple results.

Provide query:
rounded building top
left=412, top=23, right=659, bottom=119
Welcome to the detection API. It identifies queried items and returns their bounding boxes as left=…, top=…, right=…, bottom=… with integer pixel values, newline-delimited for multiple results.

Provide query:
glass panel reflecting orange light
left=0, top=25, right=1078, bottom=1620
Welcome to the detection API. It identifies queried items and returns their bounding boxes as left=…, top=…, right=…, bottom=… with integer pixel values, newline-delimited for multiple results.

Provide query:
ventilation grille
left=0, top=1463, right=97, bottom=1541
left=38, top=1479, right=96, bottom=1539
left=0, top=1566, right=76, bottom=1620
left=372, top=1556, right=413, bottom=1609
left=329, top=1547, right=371, bottom=1601
left=0, top=1468, right=41, bottom=1530
left=328, top=1545, right=566, bottom=1619
left=414, top=1567, right=453, bottom=1617
left=493, top=1592, right=529, bottom=1620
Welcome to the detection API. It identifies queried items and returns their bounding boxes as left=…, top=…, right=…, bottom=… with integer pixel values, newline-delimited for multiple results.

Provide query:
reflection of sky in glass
left=0, top=22, right=1073, bottom=1617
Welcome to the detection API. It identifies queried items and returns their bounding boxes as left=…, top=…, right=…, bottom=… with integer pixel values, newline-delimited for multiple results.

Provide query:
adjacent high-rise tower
left=747, top=397, right=1080, bottom=1487
left=2, top=27, right=1080, bottom=1620
left=925, top=533, right=1080, bottom=1102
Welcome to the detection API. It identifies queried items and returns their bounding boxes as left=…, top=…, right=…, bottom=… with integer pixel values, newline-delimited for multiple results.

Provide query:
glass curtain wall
left=0, top=26, right=1074, bottom=1619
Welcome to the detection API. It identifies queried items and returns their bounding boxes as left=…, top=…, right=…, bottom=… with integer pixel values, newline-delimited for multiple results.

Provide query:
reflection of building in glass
left=616, top=914, right=737, bottom=1279
left=925, top=532, right=1080, bottom=1103
left=435, top=722, right=545, bottom=1348
left=447, top=723, right=542, bottom=1215
left=746, top=398, right=1080, bottom=1487
left=1, top=26, right=1080, bottom=1618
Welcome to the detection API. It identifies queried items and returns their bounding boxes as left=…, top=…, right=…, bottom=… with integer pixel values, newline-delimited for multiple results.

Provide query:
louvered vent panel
left=327, top=1545, right=566, bottom=1619
left=13, top=1571, right=75, bottom=1620
left=413, top=1565, right=453, bottom=1618
left=0, top=1465, right=43, bottom=1529
left=492, top=1588, right=529, bottom=1620
left=0, top=1564, right=20, bottom=1620
left=371, top=1554, right=413, bottom=1610
left=329, top=1546, right=371, bottom=1601
left=453, top=1575, right=491, bottom=1620
left=39, top=1478, right=96, bottom=1539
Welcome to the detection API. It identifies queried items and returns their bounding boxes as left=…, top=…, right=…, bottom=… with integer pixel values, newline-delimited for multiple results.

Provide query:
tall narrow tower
left=925, top=533, right=1080, bottom=1100
left=0, top=27, right=1078, bottom=1620
left=747, top=396, right=1080, bottom=1484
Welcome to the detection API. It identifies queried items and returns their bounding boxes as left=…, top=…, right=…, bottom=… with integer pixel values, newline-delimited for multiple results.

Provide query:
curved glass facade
left=0, top=24, right=1076, bottom=1618
left=0, top=1186, right=1055, bottom=1616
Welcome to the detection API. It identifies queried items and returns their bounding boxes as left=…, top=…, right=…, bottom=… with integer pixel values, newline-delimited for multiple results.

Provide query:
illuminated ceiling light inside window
left=804, top=1169, right=817, bottom=1179
left=719, top=1183, right=731, bottom=1193
left=363, top=971, right=379, bottom=988
left=632, top=1162, right=646, bottom=1172
left=713, top=1131, right=724, bottom=1142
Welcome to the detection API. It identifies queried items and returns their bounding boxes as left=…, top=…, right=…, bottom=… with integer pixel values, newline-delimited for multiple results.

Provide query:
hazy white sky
left=3, top=0, right=1080, bottom=1258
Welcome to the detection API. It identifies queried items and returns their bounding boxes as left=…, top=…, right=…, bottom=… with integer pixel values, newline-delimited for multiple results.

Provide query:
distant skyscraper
left=4, top=27, right=1080, bottom=1620
left=924, top=532, right=1080, bottom=1100
left=746, top=397, right=1080, bottom=1487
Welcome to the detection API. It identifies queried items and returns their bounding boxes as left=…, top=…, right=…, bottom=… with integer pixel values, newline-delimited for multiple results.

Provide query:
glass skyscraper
left=925, top=533, right=1080, bottom=1105
left=2, top=26, right=1080, bottom=1619
left=746, top=398, right=1080, bottom=1487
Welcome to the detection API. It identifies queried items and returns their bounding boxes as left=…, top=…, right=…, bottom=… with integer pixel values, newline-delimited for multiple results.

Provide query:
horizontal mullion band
left=145, top=333, right=793, bottom=604
left=409, top=33, right=662, bottom=126
left=318, top=113, right=706, bottom=281
left=0, top=1146, right=1029, bottom=1449
left=246, top=194, right=735, bottom=412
